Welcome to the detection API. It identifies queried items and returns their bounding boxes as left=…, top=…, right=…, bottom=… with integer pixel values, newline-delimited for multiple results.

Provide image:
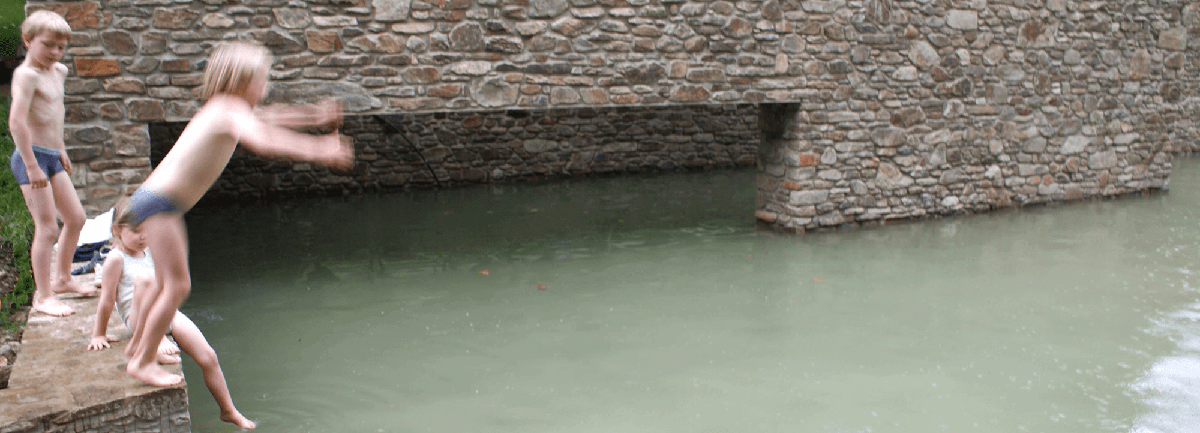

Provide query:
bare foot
left=53, top=278, right=97, bottom=297
left=221, top=410, right=257, bottom=430
left=127, top=361, right=183, bottom=387
left=32, top=297, right=75, bottom=317
left=158, top=337, right=180, bottom=355
left=156, top=352, right=181, bottom=364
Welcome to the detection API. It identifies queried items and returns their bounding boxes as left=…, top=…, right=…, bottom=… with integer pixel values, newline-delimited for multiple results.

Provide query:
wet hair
left=110, top=197, right=135, bottom=241
left=200, top=42, right=271, bottom=102
left=21, top=10, right=72, bottom=42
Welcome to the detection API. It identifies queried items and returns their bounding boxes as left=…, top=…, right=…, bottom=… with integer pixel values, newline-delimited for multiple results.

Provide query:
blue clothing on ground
left=9, top=145, right=66, bottom=185
left=128, top=187, right=186, bottom=227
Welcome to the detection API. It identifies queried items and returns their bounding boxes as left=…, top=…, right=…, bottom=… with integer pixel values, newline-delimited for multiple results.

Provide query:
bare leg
left=48, top=173, right=94, bottom=297
left=19, top=183, right=73, bottom=316
left=172, top=312, right=256, bottom=429
left=124, top=275, right=181, bottom=364
left=125, top=274, right=157, bottom=359
left=125, top=215, right=187, bottom=387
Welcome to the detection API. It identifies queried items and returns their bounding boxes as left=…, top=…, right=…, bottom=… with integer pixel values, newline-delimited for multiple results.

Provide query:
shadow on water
left=181, top=164, right=1200, bottom=433
left=189, top=170, right=755, bottom=285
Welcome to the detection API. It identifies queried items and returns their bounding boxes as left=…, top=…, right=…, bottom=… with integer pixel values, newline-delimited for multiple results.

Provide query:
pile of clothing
left=68, top=208, right=113, bottom=276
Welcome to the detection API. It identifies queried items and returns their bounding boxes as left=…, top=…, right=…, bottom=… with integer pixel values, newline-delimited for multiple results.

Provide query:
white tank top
left=114, top=248, right=155, bottom=327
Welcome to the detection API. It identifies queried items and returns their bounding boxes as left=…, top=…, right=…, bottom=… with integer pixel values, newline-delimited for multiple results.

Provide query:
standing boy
left=9, top=10, right=95, bottom=317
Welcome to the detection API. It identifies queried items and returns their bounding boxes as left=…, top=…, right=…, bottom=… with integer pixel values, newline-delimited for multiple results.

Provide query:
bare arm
left=88, top=255, right=123, bottom=350
left=233, top=113, right=354, bottom=170
left=8, top=69, right=46, bottom=188
left=256, top=99, right=342, bottom=129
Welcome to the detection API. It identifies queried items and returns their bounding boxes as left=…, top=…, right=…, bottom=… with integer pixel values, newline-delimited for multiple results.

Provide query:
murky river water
left=182, top=160, right=1200, bottom=433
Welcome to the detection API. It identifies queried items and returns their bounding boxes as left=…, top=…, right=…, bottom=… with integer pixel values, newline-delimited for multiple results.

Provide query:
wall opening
left=148, top=104, right=762, bottom=208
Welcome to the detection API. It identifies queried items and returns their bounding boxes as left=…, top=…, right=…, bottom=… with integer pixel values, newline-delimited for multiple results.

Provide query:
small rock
left=892, top=66, right=919, bottom=81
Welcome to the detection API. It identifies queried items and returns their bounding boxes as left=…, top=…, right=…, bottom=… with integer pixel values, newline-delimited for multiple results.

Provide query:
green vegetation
left=0, top=1, right=21, bottom=57
left=0, top=96, right=33, bottom=331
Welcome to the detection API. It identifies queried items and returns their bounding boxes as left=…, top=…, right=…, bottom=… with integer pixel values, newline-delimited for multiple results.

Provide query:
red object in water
left=479, top=270, right=490, bottom=275
left=537, top=284, right=547, bottom=290
left=813, top=277, right=824, bottom=282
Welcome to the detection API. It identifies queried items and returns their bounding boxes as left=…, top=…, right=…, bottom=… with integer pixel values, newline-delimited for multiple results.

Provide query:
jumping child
left=122, top=42, right=352, bottom=388
left=88, top=197, right=256, bottom=429
left=9, top=10, right=97, bottom=317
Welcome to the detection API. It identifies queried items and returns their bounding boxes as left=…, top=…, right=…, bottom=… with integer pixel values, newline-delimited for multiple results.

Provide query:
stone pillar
left=71, top=123, right=152, bottom=214
left=755, top=103, right=804, bottom=232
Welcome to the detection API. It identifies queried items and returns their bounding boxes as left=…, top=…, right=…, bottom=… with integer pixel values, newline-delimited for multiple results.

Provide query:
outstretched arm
left=88, top=255, right=123, bottom=350
left=233, top=113, right=354, bottom=170
left=255, top=99, right=342, bottom=129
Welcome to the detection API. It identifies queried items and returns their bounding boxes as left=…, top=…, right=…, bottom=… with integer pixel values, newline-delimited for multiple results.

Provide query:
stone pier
left=0, top=273, right=189, bottom=433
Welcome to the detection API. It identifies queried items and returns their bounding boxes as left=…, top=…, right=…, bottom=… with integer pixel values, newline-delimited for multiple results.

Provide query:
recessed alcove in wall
left=147, top=104, right=761, bottom=207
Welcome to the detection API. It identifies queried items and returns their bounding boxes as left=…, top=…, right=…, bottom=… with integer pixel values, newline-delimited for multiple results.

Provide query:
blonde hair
left=200, top=42, right=271, bottom=102
left=21, top=10, right=72, bottom=42
left=110, top=197, right=135, bottom=240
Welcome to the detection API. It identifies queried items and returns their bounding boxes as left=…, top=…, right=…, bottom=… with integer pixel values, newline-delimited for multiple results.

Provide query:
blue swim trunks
left=128, top=187, right=186, bottom=227
left=9, top=145, right=66, bottom=185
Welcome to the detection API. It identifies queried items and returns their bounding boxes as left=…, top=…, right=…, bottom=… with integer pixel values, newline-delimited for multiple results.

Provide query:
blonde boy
left=9, top=10, right=95, bottom=317
left=124, top=42, right=351, bottom=387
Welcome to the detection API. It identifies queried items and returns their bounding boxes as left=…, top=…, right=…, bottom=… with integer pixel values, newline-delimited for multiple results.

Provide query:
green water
left=182, top=162, right=1200, bottom=433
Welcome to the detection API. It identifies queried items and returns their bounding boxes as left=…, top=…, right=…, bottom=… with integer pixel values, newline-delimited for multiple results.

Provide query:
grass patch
left=0, top=96, right=34, bottom=331
left=0, top=2, right=22, bottom=58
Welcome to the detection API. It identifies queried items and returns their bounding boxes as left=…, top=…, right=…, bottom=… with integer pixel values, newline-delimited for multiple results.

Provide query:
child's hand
left=316, top=133, right=354, bottom=171
left=59, top=153, right=73, bottom=174
left=87, top=335, right=119, bottom=351
left=25, top=166, right=48, bottom=189
left=316, top=99, right=343, bottom=128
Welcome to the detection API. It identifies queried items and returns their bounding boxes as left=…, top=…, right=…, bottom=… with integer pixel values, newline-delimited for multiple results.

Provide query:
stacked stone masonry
left=0, top=389, right=190, bottom=433
left=150, top=105, right=759, bottom=202
left=753, top=0, right=1196, bottom=232
left=26, top=0, right=1200, bottom=232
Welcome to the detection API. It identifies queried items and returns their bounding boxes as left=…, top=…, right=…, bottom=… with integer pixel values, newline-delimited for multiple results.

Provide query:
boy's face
left=246, top=65, right=270, bottom=105
left=23, top=32, right=69, bottom=69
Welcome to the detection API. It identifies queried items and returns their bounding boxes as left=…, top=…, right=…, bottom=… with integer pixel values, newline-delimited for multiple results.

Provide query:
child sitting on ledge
left=88, top=197, right=256, bottom=430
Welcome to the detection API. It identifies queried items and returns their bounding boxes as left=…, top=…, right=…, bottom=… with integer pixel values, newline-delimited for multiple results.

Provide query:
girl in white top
left=110, top=235, right=155, bottom=330
left=88, top=197, right=256, bottom=430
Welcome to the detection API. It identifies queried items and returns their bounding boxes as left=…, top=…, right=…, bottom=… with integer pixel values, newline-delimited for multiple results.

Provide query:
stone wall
left=149, top=104, right=759, bottom=202
left=0, top=389, right=190, bottom=433
left=23, top=0, right=1200, bottom=227
left=751, top=0, right=1196, bottom=232
left=28, top=0, right=846, bottom=212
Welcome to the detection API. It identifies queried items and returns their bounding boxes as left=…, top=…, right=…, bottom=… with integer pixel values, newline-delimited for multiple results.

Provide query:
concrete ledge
left=0, top=274, right=190, bottom=433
